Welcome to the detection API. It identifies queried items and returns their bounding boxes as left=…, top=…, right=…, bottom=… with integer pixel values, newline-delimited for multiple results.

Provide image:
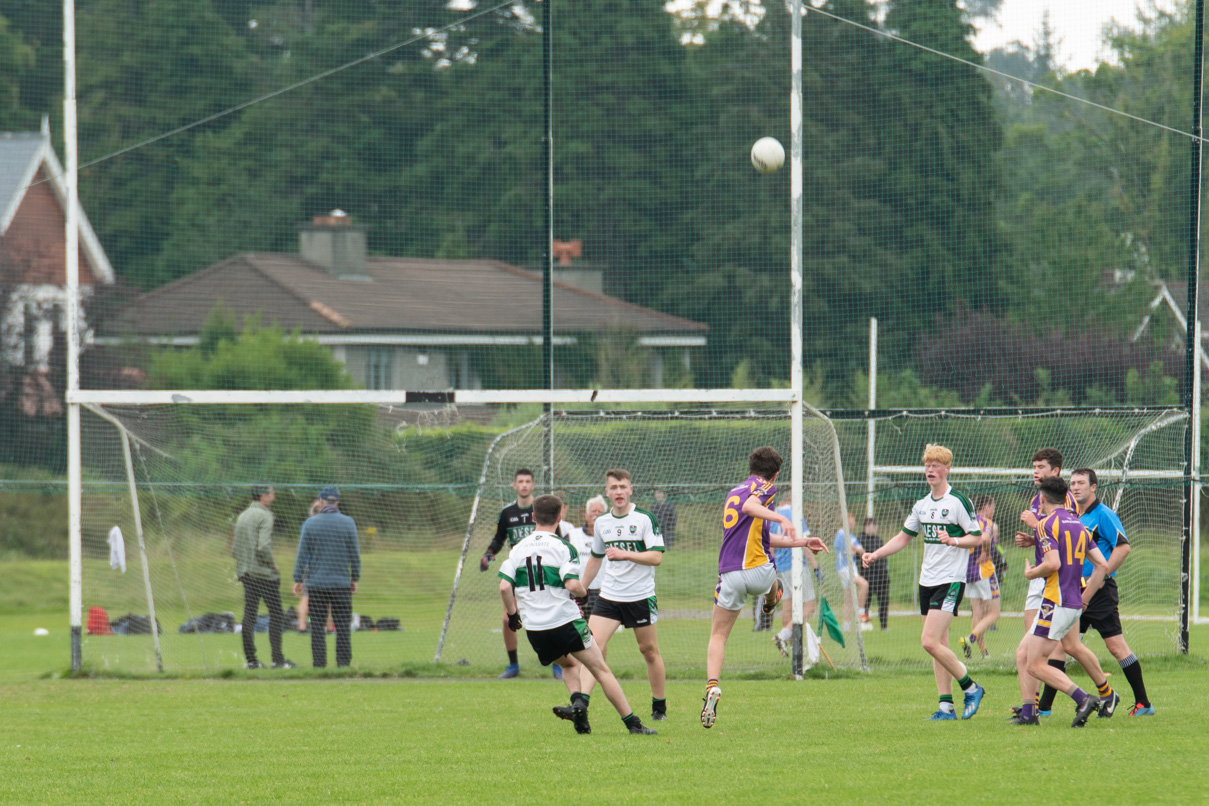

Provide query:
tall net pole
left=541, top=0, right=555, bottom=492
left=1182, top=0, right=1205, bottom=653
left=63, top=0, right=82, bottom=673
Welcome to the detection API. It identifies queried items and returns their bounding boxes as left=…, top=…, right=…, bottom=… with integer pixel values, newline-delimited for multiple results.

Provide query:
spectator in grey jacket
left=293, top=486, right=361, bottom=667
left=233, top=484, right=293, bottom=669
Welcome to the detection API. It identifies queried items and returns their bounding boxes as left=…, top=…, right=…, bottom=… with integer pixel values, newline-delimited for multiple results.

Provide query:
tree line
left=0, top=0, right=1201, bottom=401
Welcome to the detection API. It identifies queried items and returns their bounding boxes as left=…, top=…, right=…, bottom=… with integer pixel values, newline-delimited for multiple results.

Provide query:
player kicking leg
left=703, top=447, right=827, bottom=728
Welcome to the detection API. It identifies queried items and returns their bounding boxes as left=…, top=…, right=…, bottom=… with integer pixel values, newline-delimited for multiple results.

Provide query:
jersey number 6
left=723, top=495, right=741, bottom=529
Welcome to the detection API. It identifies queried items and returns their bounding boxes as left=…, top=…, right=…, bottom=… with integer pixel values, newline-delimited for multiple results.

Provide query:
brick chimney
left=299, top=209, right=367, bottom=277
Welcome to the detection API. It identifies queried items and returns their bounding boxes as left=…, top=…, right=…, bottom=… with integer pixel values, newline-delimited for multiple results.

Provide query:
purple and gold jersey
left=1030, top=490, right=1080, bottom=563
left=966, top=514, right=996, bottom=583
left=718, top=475, right=776, bottom=574
left=1036, top=507, right=1089, bottom=609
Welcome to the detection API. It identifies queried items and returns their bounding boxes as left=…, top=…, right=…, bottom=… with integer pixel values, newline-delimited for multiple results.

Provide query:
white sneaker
left=701, top=686, right=721, bottom=729
left=860, top=621, right=874, bottom=632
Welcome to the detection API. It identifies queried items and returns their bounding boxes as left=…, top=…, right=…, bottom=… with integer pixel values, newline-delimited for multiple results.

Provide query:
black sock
left=1119, top=653, right=1150, bottom=707
left=570, top=691, right=586, bottom=706
left=507, top=650, right=518, bottom=666
left=1037, top=660, right=1066, bottom=711
left=622, top=713, right=640, bottom=727
left=652, top=697, right=666, bottom=714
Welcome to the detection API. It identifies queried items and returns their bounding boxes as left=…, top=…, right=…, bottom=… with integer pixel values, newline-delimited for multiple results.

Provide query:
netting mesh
left=72, top=403, right=1186, bottom=675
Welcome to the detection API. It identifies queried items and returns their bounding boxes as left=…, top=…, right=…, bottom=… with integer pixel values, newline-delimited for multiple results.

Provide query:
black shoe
left=651, top=711, right=668, bottom=721
left=628, top=719, right=657, bottom=735
left=1006, top=705, right=1022, bottom=721
left=272, top=659, right=297, bottom=669
left=245, top=660, right=264, bottom=669
left=1072, top=697, right=1099, bottom=727
left=553, top=702, right=591, bottom=734
left=1007, top=713, right=1040, bottom=726
left=1097, top=691, right=1120, bottom=718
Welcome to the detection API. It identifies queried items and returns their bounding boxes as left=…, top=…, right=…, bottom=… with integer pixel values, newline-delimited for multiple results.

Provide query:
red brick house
left=1, top=120, right=115, bottom=413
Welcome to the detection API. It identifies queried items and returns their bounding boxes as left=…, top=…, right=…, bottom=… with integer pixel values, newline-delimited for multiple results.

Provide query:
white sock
left=859, top=608, right=867, bottom=617
left=778, top=627, right=792, bottom=641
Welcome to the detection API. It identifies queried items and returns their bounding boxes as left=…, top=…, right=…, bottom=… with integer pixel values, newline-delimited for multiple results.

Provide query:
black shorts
left=1079, top=578, right=1122, bottom=639
left=919, top=582, right=965, bottom=616
left=590, top=595, right=658, bottom=629
left=526, top=618, right=591, bottom=666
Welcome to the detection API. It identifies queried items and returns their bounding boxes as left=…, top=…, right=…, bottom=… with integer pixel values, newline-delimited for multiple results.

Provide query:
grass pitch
left=3, top=669, right=1207, bottom=805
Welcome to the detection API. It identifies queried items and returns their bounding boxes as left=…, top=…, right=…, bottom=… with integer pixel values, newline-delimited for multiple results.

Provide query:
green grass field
left=3, top=561, right=1209, bottom=804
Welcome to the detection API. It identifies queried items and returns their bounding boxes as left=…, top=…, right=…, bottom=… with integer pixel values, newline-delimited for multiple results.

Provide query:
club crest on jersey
left=1040, top=601, right=1055, bottom=619
left=629, top=525, right=637, bottom=534
left=942, top=509, right=949, bottom=517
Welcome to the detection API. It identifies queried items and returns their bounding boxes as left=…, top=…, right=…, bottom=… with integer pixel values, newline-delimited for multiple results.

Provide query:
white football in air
left=34, top=628, right=49, bottom=636
left=751, top=136, right=785, bottom=174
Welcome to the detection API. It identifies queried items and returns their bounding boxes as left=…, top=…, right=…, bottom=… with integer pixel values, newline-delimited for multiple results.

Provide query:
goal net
left=838, top=408, right=1188, bottom=671
left=436, top=408, right=865, bottom=680
left=76, top=402, right=862, bottom=675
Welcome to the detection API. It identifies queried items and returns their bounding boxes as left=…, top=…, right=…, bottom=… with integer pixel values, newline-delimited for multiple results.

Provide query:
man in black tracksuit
left=859, top=517, right=890, bottom=630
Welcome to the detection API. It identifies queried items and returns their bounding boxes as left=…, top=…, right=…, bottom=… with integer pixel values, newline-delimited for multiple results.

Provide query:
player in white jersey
left=578, top=468, right=668, bottom=721
left=863, top=444, right=986, bottom=720
left=566, top=495, right=608, bottom=618
left=500, top=495, right=656, bottom=736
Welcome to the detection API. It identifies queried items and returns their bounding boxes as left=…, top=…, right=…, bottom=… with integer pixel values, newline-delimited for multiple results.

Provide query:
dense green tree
left=0, top=11, right=36, bottom=129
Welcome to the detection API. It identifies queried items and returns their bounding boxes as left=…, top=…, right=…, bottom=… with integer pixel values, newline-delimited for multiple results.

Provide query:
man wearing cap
left=293, top=486, right=361, bottom=667
left=233, top=484, right=294, bottom=669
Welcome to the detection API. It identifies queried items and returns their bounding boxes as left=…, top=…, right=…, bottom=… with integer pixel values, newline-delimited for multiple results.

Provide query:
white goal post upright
left=63, top=0, right=83, bottom=673
left=789, top=0, right=806, bottom=676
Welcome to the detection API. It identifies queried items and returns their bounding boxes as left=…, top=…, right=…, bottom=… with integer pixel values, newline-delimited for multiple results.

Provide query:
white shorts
left=1025, top=576, right=1046, bottom=611
left=715, top=565, right=777, bottom=611
left=1029, top=602, right=1080, bottom=641
left=776, top=568, right=816, bottom=603
left=837, top=566, right=861, bottom=590
left=966, top=576, right=1000, bottom=601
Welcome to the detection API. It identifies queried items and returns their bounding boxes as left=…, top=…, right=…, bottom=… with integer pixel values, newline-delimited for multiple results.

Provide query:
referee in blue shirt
left=1069, top=468, right=1153, bottom=716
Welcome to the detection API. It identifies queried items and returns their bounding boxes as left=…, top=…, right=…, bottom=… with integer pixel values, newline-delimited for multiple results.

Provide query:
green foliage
left=0, top=11, right=35, bottom=128
left=148, top=316, right=354, bottom=391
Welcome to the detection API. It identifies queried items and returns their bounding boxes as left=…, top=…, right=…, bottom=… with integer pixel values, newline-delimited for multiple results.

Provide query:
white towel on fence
left=107, top=526, right=127, bottom=573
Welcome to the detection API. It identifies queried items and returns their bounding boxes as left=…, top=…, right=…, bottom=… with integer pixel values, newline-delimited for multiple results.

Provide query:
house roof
left=0, top=125, right=115, bottom=284
left=102, top=253, right=708, bottom=343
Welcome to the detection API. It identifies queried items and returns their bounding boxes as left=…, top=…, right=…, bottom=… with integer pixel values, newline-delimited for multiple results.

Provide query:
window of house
left=365, top=347, right=393, bottom=390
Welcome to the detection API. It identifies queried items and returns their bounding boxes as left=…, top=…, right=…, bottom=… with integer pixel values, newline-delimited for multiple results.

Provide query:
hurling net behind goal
left=838, top=408, right=1188, bottom=671
left=437, top=408, right=865, bottom=679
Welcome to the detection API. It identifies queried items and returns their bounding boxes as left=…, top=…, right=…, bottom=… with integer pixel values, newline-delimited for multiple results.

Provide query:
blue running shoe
left=962, top=684, right=985, bottom=719
left=552, top=663, right=563, bottom=680
left=1129, top=703, right=1156, bottom=716
left=927, top=709, right=958, bottom=721
left=498, top=663, right=520, bottom=679
left=1038, top=709, right=1052, bottom=717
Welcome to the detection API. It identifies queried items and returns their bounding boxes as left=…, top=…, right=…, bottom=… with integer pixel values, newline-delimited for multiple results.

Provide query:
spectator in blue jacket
left=293, top=486, right=361, bottom=667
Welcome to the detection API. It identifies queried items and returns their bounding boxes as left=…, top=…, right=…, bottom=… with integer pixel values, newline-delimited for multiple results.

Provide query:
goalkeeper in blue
left=499, top=494, right=657, bottom=736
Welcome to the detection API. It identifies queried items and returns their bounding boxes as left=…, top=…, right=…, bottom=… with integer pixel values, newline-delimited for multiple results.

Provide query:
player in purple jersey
left=958, top=496, right=1001, bottom=660
left=1011, top=447, right=1080, bottom=717
left=1010, top=477, right=1110, bottom=727
left=700, top=447, right=827, bottom=729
